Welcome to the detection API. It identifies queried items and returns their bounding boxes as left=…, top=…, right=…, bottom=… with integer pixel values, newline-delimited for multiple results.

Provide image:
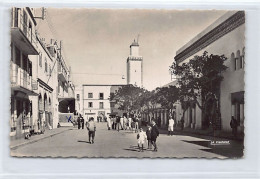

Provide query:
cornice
left=37, top=78, right=53, bottom=92
left=127, top=56, right=143, bottom=62
left=174, top=11, right=245, bottom=64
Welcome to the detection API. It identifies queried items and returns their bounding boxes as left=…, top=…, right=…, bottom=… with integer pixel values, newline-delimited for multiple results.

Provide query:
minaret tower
left=126, top=36, right=143, bottom=87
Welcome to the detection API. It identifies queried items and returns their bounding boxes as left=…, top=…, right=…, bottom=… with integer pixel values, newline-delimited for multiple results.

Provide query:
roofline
left=174, top=11, right=245, bottom=64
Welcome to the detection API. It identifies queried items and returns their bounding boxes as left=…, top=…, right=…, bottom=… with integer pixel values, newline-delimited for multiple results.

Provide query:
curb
left=10, top=128, right=72, bottom=150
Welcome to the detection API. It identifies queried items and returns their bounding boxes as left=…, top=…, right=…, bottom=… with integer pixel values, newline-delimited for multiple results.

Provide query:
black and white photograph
left=9, top=8, right=245, bottom=158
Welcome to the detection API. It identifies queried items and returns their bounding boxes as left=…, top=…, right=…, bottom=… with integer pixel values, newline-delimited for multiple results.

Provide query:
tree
left=110, top=85, right=145, bottom=116
left=155, top=85, right=179, bottom=117
left=170, top=51, right=228, bottom=129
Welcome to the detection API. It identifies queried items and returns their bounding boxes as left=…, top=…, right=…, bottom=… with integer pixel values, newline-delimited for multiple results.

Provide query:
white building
left=174, top=11, right=245, bottom=132
left=29, top=37, right=57, bottom=133
left=126, top=40, right=143, bottom=87
left=75, top=85, right=83, bottom=116
left=10, top=7, right=39, bottom=139
left=82, top=85, right=126, bottom=121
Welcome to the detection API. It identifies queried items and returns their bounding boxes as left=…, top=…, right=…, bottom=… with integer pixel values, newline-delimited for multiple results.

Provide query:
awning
left=58, top=97, right=75, bottom=103
left=12, top=86, right=38, bottom=97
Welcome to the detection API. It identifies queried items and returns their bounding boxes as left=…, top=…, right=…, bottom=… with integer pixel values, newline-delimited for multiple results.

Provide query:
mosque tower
left=126, top=37, right=143, bottom=87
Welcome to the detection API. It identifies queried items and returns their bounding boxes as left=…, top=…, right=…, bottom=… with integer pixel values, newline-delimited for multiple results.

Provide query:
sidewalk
left=10, top=127, right=74, bottom=150
left=158, top=126, right=244, bottom=141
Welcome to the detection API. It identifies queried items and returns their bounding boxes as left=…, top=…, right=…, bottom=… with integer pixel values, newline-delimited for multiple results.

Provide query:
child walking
left=146, top=125, right=152, bottom=150
left=137, top=128, right=147, bottom=152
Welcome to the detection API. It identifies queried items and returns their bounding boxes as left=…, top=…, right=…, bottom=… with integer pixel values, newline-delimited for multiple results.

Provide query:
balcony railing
left=11, top=8, right=38, bottom=55
left=58, top=62, right=68, bottom=82
left=11, top=62, right=32, bottom=91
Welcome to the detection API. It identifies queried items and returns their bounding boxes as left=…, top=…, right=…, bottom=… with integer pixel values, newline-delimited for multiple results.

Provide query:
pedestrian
left=137, top=128, right=147, bottom=152
left=107, top=116, right=111, bottom=130
left=116, top=116, right=121, bottom=132
left=146, top=125, right=152, bottom=150
left=81, top=116, right=85, bottom=129
left=168, top=116, right=175, bottom=136
left=135, top=115, right=139, bottom=133
left=151, top=120, right=159, bottom=152
left=131, top=117, right=136, bottom=133
left=230, top=116, right=238, bottom=138
left=77, top=115, right=81, bottom=129
left=111, top=116, right=115, bottom=130
left=128, top=116, right=132, bottom=131
left=120, top=116, right=124, bottom=130
left=86, top=117, right=96, bottom=144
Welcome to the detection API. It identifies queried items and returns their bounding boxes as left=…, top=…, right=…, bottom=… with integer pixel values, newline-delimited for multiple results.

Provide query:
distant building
left=75, top=85, right=83, bottom=116
left=126, top=39, right=143, bottom=87
left=81, top=84, right=126, bottom=121
left=174, top=11, right=245, bottom=132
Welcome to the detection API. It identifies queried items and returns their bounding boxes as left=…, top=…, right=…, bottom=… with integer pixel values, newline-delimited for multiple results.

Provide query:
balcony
left=10, top=62, right=38, bottom=96
left=11, top=8, right=38, bottom=55
left=58, top=63, right=68, bottom=82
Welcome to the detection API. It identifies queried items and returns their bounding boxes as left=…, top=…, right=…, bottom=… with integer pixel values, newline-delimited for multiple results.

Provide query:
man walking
left=81, top=116, right=85, bottom=129
left=151, top=120, right=159, bottom=152
left=116, top=116, right=121, bottom=132
left=87, top=117, right=96, bottom=144
left=168, top=116, right=175, bottom=136
left=77, top=114, right=82, bottom=129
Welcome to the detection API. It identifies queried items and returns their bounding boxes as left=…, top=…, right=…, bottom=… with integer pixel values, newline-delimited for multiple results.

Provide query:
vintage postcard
left=10, top=8, right=244, bottom=158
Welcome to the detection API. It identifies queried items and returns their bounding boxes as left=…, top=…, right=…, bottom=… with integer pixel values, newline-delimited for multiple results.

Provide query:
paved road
left=11, top=123, right=241, bottom=158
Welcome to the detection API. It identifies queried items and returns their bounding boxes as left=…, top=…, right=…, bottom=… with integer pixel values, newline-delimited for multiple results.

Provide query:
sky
left=36, top=8, right=226, bottom=91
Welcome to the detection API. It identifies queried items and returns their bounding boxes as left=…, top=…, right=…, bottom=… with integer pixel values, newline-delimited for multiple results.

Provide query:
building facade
left=10, top=7, right=39, bottom=139
left=10, top=7, right=75, bottom=139
left=82, top=85, right=125, bottom=121
left=174, top=11, right=245, bottom=132
left=126, top=40, right=143, bottom=87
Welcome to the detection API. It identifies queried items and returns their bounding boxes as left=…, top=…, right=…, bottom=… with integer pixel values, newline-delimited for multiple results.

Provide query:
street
left=11, top=123, right=243, bottom=158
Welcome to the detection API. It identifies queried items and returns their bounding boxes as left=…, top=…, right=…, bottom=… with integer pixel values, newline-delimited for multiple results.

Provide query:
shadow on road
left=123, top=145, right=150, bottom=152
left=182, top=140, right=243, bottom=158
left=77, top=140, right=91, bottom=144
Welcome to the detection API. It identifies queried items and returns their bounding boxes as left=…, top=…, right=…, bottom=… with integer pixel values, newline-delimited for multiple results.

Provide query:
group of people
left=76, top=114, right=85, bottom=129
left=137, top=120, right=160, bottom=152
left=107, top=115, right=140, bottom=133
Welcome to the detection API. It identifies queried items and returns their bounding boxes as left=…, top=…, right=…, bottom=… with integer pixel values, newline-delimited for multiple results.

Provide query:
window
left=88, top=102, right=93, bottom=108
left=77, top=94, right=80, bottom=101
left=15, top=46, right=21, bottom=67
left=99, top=93, right=104, bottom=100
left=241, top=47, right=245, bottom=69
left=22, top=54, right=27, bottom=71
left=235, top=50, right=240, bottom=71
left=49, top=64, right=51, bottom=74
left=39, top=53, right=42, bottom=67
left=45, top=58, right=47, bottom=73
left=99, top=102, right=104, bottom=109
left=231, top=91, right=244, bottom=126
left=88, top=93, right=93, bottom=98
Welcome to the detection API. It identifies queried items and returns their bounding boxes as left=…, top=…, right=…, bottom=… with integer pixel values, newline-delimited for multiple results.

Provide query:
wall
left=127, top=60, right=142, bottom=87
left=178, top=23, right=245, bottom=132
